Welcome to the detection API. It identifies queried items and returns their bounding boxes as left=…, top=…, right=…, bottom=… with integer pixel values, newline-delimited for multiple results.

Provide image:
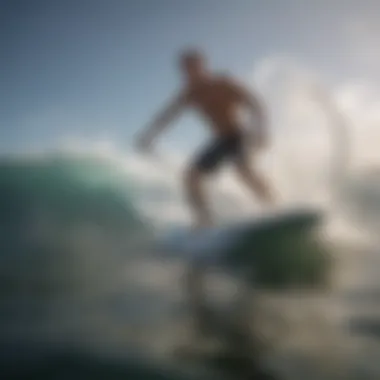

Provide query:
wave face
left=0, top=155, right=145, bottom=229
left=0, top=154, right=153, bottom=312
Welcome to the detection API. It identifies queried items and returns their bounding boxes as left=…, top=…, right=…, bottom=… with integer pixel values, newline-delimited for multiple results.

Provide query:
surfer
left=136, top=48, right=275, bottom=229
left=136, top=49, right=276, bottom=345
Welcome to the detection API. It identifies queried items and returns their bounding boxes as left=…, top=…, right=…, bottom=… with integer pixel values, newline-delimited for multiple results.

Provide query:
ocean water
left=1, top=152, right=380, bottom=380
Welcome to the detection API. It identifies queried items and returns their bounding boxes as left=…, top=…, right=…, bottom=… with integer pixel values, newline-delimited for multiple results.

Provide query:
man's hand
left=225, top=77, right=268, bottom=151
left=135, top=92, right=187, bottom=155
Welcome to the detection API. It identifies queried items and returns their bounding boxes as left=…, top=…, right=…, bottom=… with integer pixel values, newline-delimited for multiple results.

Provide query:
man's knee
left=235, top=160, right=266, bottom=188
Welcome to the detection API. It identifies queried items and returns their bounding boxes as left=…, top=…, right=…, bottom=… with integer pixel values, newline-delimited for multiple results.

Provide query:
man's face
left=180, top=55, right=205, bottom=81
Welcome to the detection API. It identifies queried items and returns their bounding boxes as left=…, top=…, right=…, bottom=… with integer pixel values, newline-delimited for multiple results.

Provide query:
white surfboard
left=158, top=207, right=323, bottom=266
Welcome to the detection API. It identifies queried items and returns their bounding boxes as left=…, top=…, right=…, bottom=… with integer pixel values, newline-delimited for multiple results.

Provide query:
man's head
left=179, top=48, right=207, bottom=81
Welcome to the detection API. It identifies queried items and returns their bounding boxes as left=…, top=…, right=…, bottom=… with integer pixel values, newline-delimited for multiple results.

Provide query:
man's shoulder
left=214, top=71, right=234, bottom=83
left=214, top=72, right=244, bottom=89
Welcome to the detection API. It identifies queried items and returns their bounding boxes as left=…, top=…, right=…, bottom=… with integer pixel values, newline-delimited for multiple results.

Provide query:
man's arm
left=136, top=92, right=188, bottom=151
left=224, top=77, right=268, bottom=147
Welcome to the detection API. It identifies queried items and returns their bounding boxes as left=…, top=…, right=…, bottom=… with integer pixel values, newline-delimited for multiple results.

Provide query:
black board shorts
left=193, top=130, right=246, bottom=173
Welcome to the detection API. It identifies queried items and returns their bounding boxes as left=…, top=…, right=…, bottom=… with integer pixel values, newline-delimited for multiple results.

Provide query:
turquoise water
left=0, top=154, right=153, bottom=312
left=0, top=155, right=145, bottom=231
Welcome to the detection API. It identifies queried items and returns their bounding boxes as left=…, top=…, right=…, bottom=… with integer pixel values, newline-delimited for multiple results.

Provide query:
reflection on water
left=2, top=239, right=380, bottom=380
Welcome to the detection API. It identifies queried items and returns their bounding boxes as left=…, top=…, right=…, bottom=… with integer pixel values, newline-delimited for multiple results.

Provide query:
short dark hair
left=179, top=48, right=204, bottom=66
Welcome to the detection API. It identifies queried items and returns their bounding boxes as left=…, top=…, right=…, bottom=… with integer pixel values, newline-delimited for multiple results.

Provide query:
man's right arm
left=136, top=92, right=188, bottom=151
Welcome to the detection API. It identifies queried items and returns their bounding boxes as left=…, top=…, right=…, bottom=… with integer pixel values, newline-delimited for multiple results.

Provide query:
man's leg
left=184, top=166, right=213, bottom=229
left=185, top=135, right=229, bottom=229
left=234, top=158, right=276, bottom=206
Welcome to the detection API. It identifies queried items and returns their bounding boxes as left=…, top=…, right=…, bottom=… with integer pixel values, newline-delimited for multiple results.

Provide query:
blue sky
left=1, top=0, right=379, bottom=154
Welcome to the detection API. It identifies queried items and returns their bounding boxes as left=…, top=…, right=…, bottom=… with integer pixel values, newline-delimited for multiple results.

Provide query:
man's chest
left=188, top=82, right=235, bottom=110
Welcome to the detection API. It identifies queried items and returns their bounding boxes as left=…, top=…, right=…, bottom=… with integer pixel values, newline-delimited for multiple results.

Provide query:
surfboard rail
left=159, top=208, right=331, bottom=290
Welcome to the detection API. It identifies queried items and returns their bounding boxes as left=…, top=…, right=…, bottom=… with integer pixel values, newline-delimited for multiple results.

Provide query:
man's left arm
left=225, top=78, right=268, bottom=148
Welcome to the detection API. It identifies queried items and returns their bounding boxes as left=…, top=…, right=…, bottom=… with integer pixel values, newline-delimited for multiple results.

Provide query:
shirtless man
left=136, top=49, right=275, bottom=344
left=136, top=49, right=275, bottom=228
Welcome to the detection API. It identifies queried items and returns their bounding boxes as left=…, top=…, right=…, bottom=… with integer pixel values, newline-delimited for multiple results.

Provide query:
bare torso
left=184, top=75, right=243, bottom=136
